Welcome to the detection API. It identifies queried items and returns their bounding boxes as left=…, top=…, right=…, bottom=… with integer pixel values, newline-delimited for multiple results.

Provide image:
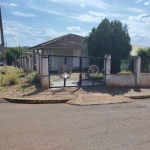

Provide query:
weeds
left=26, top=71, right=38, bottom=84
left=75, top=93, right=78, bottom=97
left=0, top=66, right=20, bottom=85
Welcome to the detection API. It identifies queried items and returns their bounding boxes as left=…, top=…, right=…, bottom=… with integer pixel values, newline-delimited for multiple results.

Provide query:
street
left=1, top=100, right=150, bottom=150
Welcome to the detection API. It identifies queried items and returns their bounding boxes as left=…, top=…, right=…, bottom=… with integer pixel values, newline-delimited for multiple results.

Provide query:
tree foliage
left=0, top=47, right=25, bottom=65
left=137, top=47, right=150, bottom=72
left=84, top=18, right=132, bottom=73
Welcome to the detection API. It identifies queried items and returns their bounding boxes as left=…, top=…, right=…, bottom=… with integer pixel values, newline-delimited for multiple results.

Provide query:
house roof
left=28, top=33, right=86, bottom=49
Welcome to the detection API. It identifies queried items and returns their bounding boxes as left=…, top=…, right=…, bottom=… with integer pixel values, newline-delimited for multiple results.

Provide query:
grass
left=0, top=66, right=41, bottom=94
left=118, top=70, right=132, bottom=74
left=74, top=93, right=79, bottom=97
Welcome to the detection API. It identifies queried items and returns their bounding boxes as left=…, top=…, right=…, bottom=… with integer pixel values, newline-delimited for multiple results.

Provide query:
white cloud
left=67, top=26, right=81, bottom=31
left=48, top=0, right=112, bottom=10
left=135, top=0, right=142, bottom=3
left=128, top=14, right=150, bottom=25
left=145, top=0, right=150, bottom=5
left=123, top=14, right=150, bottom=46
left=80, top=4, right=85, bottom=7
left=89, top=11, right=106, bottom=17
left=11, top=12, right=36, bottom=17
left=0, top=2, right=18, bottom=8
left=126, top=7, right=145, bottom=13
left=27, top=2, right=63, bottom=15
left=74, top=11, right=106, bottom=23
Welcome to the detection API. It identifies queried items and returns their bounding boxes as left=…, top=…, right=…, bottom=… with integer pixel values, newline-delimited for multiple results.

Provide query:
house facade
left=28, top=34, right=88, bottom=70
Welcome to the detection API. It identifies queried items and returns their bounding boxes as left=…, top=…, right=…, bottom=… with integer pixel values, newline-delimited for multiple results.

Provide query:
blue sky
left=0, top=0, right=150, bottom=47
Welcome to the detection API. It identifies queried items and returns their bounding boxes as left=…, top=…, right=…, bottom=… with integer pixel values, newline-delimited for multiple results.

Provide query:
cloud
left=0, top=2, right=18, bottom=8
left=89, top=11, right=106, bottom=17
left=11, top=12, right=36, bottom=17
left=80, top=4, right=85, bottom=7
left=126, top=7, right=145, bottom=13
left=27, top=2, right=63, bottom=15
left=123, top=14, right=150, bottom=46
left=135, top=0, right=142, bottom=3
left=73, top=11, right=125, bottom=23
left=74, top=11, right=106, bottom=23
left=145, top=0, right=150, bottom=5
left=67, top=26, right=81, bottom=31
left=128, top=14, right=150, bottom=25
left=48, top=0, right=113, bottom=10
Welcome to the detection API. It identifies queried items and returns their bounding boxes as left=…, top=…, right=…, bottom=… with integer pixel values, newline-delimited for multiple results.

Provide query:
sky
left=0, top=0, right=150, bottom=47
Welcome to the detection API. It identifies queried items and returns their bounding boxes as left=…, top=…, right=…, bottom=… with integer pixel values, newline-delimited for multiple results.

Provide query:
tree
left=84, top=18, right=132, bottom=73
left=0, top=47, right=25, bottom=65
left=137, top=47, right=150, bottom=72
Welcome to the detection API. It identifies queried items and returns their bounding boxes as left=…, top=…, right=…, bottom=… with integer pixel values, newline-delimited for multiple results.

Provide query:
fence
left=15, top=54, right=150, bottom=89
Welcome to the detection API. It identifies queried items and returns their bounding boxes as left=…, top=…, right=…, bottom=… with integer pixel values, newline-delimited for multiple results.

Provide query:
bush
left=0, top=66, right=19, bottom=85
left=26, top=71, right=37, bottom=84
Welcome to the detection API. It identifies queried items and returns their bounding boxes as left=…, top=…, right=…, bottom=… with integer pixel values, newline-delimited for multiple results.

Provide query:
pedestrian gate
left=48, top=55, right=105, bottom=88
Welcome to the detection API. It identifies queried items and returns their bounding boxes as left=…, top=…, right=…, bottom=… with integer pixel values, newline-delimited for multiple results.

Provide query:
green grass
left=118, top=70, right=132, bottom=74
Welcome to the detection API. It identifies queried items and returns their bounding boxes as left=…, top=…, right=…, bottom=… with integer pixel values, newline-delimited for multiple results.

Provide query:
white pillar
left=28, top=55, right=32, bottom=72
left=24, top=56, right=27, bottom=69
left=41, top=55, right=49, bottom=89
left=36, top=54, right=40, bottom=79
left=134, top=56, right=141, bottom=86
left=104, top=54, right=111, bottom=86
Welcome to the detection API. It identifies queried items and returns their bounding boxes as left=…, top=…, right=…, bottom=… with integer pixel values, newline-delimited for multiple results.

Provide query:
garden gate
left=48, top=55, right=105, bottom=88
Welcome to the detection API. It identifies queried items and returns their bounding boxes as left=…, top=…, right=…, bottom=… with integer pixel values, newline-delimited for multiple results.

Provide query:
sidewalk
left=1, top=87, right=150, bottom=105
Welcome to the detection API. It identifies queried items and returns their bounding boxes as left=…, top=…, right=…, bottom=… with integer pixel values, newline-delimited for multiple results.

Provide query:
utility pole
left=0, top=7, right=7, bottom=65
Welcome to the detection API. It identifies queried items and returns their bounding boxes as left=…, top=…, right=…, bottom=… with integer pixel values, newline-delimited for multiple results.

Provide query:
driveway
left=1, top=99, right=150, bottom=150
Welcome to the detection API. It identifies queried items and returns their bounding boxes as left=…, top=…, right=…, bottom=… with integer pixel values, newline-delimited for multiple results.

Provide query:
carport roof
left=28, top=33, right=86, bottom=49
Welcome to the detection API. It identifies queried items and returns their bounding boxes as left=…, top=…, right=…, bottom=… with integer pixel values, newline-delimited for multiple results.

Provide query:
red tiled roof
left=29, top=34, right=86, bottom=49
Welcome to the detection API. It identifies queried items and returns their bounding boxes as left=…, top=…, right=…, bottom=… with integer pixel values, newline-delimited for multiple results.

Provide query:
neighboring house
left=28, top=33, right=88, bottom=70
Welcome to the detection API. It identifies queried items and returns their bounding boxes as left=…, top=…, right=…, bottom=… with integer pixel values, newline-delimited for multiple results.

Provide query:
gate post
left=134, top=56, right=141, bottom=86
left=28, top=55, right=32, bottom=72
left=36, top=54, right=40, bottom=79
left=104, top=54, right=111, bottom=86
left=41, top=55, right=49, bottom=89
left=24, top=56, right=27, bottom=69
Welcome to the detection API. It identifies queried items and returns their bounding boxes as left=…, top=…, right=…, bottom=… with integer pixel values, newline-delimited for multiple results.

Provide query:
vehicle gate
left=48, top=55, right=105, bottom=88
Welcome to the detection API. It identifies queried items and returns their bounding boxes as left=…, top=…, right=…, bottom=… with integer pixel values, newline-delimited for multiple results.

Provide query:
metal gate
left=48, top=55, right=105, bottom=88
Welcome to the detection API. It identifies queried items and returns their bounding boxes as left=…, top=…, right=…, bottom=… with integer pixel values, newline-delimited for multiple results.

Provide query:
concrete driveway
left=1, top=99, right=150, bottom=150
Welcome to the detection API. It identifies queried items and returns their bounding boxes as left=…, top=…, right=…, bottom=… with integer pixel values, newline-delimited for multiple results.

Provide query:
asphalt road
left=1, top=100, right=150, bottom=150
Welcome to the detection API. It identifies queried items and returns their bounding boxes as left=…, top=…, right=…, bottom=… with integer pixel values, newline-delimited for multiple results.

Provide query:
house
left=28, top=33, right=88, bottom=70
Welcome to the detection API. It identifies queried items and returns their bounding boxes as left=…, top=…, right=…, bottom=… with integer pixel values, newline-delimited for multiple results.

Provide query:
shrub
left=0, top=66, right=7, bottom=75
left=0, top=66, right=19, bottom=85
left=26, top=71, right=37, bottom=84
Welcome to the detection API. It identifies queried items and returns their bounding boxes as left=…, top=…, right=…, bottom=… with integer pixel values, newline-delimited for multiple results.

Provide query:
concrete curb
left=3, top=97, right=71, bottom=104
left=66, top=95, right=133, bottom=106
left=125, top=95, right=150, bottom=99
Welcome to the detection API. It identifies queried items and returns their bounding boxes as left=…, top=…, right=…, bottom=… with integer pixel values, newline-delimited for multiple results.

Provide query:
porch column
left=24, top=56, right=27, bottom=69
left=33, top=49, right=36, bottom=70
left=41, top=55, right=49, bottom=89
left=39, top=54, right=42, bottom=82
left=28, top=55, right=32, bottom=72
left=104, top=54, right=111, bottom=86
left=36, top=54, right=40, bottom=79
left=31, top=55, right=33, bottom=71
left=134, top=56, right=141, bottom=86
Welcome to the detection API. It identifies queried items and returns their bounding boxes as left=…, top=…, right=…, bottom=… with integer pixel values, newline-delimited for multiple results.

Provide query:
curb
left=126, top=95, right=150, bottom=99
left=3, top=97, right=71, bottom=104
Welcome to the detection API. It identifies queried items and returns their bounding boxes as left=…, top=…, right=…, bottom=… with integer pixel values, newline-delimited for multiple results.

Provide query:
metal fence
left=141, top=58, right=150, bottom=73
left=48, top=55, right=105, bottom=88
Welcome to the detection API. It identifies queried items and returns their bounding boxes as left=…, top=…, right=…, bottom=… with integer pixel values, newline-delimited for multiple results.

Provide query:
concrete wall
left=108, top=74, right=136, bottom=87
left=139, top=73, right=150, bottom=87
